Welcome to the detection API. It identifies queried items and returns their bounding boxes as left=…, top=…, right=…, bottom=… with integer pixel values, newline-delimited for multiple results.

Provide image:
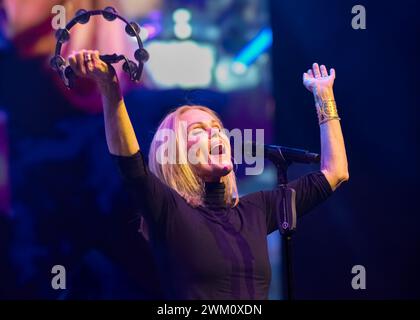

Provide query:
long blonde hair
left=148, top=105, right=239, bottom=208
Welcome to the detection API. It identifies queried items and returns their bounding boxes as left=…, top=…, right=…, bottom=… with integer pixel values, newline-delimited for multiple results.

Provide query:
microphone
left=244, top=141, right=320, bottom=164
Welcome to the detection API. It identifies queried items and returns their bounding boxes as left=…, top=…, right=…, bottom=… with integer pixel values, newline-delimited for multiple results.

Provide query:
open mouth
left=210, top=143, right=226, bottom=156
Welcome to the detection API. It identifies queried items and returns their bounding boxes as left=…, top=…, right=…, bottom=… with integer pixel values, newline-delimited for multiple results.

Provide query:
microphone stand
left=267, top=151, right=297, bottom=301
left=245, top=141, right=318, bottom=300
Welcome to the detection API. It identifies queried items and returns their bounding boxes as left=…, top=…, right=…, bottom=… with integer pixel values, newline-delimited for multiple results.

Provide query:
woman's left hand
left=303, top=63, right=335, bottom=99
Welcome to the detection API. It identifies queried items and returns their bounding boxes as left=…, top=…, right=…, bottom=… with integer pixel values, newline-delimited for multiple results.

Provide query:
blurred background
left=0, top=0, right=418, bottom=299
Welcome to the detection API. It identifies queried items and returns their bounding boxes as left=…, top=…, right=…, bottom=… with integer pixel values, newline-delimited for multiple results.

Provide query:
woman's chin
left=211, top=161, right=233, bottom=177
left=197, top=161, right=233, bottom=180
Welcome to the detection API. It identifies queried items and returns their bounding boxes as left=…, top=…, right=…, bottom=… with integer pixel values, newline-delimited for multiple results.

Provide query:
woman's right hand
left=68, top=49, right=118, bottom=91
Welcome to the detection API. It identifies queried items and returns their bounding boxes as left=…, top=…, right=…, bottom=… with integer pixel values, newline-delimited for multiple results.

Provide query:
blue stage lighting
left=232, top=28, right=272, bottom=73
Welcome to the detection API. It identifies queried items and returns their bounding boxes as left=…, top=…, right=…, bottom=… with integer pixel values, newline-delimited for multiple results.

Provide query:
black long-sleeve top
left=112, top=151, right=332, bottom=300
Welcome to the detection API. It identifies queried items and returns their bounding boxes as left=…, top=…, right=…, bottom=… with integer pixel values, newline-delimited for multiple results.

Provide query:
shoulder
left=237, top=191, right=268, bottom=212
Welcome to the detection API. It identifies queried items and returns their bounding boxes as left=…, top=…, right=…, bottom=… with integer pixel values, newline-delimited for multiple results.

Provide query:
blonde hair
left=148, top=105, right=239, bottom=208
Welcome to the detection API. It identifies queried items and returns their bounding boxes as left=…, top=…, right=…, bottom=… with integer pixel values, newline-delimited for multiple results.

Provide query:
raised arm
left=68, top=49, right=139, bottom=156
left=67, top=49, right=178, bottom=228
left=303, top=63, right=349, bottom=191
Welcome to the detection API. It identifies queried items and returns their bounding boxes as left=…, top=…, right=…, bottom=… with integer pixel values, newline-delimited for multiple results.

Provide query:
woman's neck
left=203, top=181, right=226, bottom=208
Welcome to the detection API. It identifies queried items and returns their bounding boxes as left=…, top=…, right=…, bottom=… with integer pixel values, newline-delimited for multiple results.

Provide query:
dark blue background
left=270, top=0, right=419, bottom=298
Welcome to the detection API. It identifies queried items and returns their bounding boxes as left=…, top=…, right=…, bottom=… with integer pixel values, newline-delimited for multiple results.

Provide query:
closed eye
left=190, top=127, right=205, bottom=136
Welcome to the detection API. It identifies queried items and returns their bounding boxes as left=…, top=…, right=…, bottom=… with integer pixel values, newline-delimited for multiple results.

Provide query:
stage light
left=232, top=27, right=272, bottom=74
left=145, top=40, right=215, bottom=88
left=174, top=23, right=192, bottom=40
left=173, top=8, right=192, bottom=40
left=232, top=62, right=247, bottom=75
left=215, top=57, right=259, bottom=91
left=173, top=8, right=192, bottom=23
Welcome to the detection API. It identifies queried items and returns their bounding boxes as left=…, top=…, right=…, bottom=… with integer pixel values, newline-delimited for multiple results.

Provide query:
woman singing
left=68, top=49, right=349, bottom=299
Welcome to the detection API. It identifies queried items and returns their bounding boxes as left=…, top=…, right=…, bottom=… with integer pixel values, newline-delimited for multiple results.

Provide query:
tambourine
left=50, top=6, right=149, bottom=88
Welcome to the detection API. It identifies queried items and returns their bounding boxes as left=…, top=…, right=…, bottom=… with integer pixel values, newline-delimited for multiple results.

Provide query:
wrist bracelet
left=316, top=99, right=341, bottom=125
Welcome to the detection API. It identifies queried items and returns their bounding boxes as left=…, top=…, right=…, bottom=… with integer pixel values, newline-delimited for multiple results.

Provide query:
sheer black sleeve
left=111, top=150, right=179, bottom=228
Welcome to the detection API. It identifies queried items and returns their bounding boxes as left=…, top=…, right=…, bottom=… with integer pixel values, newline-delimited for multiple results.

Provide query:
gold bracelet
left=316, top=99, right=341, bottom=125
